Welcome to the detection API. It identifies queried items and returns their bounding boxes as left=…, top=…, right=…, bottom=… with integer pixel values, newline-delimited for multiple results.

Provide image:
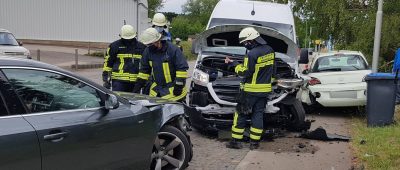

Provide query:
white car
left=0, top=29, right=31, bottom=59
left=300, top=51, right=371, bottom=107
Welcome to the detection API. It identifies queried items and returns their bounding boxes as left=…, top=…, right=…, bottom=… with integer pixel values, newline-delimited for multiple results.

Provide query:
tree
left=182, top=0, right=219, bottom=26
left=170, top=15, right=204, bottom=40
left=148, top=0, right=164, bottom=17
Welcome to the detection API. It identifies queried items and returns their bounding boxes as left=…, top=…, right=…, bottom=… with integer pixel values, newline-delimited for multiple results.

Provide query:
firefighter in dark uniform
left=102, top=25, right=146, bottom=92
left=133, top=28, right=189, bottom=101
left=225, top=27, right=275, bottom=150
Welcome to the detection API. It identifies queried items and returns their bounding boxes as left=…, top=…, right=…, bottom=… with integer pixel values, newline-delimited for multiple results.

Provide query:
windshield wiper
left=350, top=65, right=362, bottom=70
left=0, top=43, right=17, bottom=46
left=317, top=68, right=342, bottom=72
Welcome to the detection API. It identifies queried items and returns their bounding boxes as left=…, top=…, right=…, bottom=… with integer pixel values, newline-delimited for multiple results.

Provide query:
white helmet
left=175, top=38, right=181, bottom=42
left=120, top=25, right=136, bottom=39
left=152, top=13, right=168, bottom=27
left=238, top=27, right=260, bottom=44
left=140, top=28, right=162, bottom=45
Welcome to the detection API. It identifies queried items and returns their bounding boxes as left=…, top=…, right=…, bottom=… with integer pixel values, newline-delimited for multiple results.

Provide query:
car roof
left=313, top=50, right=364, bottom=59
left=208, top=0, right=294, bottom=27
left=0, top=57, right=62, bottom=70
left=0, top=29, right=11, bottom=33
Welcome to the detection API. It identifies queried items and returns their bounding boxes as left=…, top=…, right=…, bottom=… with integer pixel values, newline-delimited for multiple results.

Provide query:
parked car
left=0, top=29, right=31, bottom=59
left=299, top=51, right=371, bottom=107
left=187, top=0, right=307, bottom=133
left=0, top=57, right=192, bottom=170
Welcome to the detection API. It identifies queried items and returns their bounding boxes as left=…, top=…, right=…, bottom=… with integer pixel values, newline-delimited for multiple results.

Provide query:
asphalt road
left=27, top=45, right=353, bottom=170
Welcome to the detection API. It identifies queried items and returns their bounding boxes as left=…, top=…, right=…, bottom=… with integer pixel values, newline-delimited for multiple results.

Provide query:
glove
left=173, top=79, right=185, bottom=96
left=103, top=81, right=111, bottom=89
left=236, top=91, right=252, bottom=115
left=173, top=84, right=184, bottom=96
left=133, top=78, right=147, bottom=93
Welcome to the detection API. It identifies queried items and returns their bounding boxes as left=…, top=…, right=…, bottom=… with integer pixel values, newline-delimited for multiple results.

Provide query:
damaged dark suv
left=186, top=1, right=307, bottom=134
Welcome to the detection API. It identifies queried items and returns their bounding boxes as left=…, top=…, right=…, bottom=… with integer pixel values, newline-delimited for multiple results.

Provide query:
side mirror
left=299, top=48, right=309, bottom=64
left=105, top=94, right=119, bottom=110
left=18, top=41, right=23, bottom=46
left=302, top=69, right=309, bottom=74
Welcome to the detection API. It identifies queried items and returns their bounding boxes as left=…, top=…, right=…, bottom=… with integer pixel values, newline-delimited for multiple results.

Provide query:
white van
left=187, top=0, right=307, bottom=133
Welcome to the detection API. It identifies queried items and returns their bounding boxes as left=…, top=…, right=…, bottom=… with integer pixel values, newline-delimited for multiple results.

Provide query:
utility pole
left=372, top=0, right=383, bottom=73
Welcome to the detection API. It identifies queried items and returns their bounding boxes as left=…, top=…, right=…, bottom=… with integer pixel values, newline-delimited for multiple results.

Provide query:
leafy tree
left=170, top=15, right=204, bottom=40
left=182, top=0, right=219, bottom=26
left=148, top=0, right=164, bottom=17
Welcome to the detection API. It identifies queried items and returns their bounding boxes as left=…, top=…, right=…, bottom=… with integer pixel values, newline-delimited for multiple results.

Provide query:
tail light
left=308, top=77, right=321, bottom=86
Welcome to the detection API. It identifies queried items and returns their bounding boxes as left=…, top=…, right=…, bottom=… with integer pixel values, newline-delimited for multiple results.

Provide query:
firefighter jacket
left=230, top=44, right=275, bottom=97
left=138, top=41, right=189, bottom=101
left=103, top=39, right=146, bottom=82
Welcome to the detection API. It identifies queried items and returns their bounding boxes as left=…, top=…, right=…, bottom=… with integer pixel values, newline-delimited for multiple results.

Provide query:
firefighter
left=133, top=28, right=188, bottom=102
left=102, top=24, right=146, bottom=92
left=175, top=38, right=183, bottom=52
left=152, top=13, right=172, bottom=41
left=225, top=27, right=275, bottom=150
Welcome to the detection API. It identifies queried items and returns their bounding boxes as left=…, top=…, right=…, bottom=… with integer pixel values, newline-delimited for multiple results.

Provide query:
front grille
left=212, top=77, right=241, bottom=103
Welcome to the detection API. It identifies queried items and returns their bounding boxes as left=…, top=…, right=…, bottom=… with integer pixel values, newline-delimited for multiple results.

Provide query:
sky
left=159, top=0, right=187, bottom=14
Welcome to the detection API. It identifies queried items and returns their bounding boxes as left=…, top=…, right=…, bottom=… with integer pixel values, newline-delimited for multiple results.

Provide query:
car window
left=0, top=32, right=19, bottom=46
left=2, top=69, right=102, bottom=113
left=312, top=55, right=367, bottom=72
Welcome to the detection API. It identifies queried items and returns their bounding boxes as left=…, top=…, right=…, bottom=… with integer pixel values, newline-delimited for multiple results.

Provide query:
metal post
left=37, top=49, right=40, bottom=61
left=88, top=42, right=91, bottom=55
left=75, top=49, right=78, bottom=70
left=372, top=0, right=384, bottom=73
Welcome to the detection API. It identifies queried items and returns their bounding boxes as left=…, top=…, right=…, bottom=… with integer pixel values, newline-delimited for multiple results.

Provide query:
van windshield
left=0, top=32, right=19, bottom=46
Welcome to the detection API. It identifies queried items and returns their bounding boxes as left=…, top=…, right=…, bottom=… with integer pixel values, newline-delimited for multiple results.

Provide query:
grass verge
left=181, top=41, right=197, bottom=61
left=350, top=106, right=400, bottom=169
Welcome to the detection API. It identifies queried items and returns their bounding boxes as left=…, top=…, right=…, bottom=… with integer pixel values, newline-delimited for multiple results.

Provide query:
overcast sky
left=159, top=0, right=187, bottom=14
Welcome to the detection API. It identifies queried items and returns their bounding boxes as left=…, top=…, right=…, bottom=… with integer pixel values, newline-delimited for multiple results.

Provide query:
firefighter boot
left=226, top=139, right=243, bottom=149
left=249, top=140, right=260, bottom=150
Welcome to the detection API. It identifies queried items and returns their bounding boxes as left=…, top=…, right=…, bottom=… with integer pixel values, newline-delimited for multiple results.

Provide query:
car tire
left=151, top=125, right=191, bottom=170
left=284, top=100, right=306, bottom=131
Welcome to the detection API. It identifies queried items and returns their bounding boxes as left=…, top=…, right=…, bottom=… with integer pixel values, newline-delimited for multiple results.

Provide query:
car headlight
left=24, top=51, right=30, bottom=56
left=277, top=78, right=304, bottom=89
left=192, top=69, right=209, bottom=86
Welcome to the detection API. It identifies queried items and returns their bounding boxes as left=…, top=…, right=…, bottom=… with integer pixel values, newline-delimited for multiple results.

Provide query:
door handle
left=44, top=131, right=68, bottom=142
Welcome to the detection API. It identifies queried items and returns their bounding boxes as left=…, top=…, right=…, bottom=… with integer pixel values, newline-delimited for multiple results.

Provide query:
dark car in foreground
left=0, top=57, right=192, bottom=170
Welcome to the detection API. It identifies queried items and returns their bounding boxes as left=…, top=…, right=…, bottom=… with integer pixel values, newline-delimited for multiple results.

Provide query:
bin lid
left=365, top=73, right=397, bottom=81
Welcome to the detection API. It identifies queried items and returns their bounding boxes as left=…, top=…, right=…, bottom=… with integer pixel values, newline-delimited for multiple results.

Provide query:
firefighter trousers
left=231, top=95, right=267, bottom=141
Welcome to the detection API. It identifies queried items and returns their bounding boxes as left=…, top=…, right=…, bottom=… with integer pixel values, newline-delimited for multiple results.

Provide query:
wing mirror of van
left=298, top=48, right=309, bottom=64
left=18, top=41, right=23, bottom=46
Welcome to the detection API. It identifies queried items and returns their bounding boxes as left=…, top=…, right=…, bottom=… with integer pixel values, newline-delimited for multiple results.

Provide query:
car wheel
left=151, top=125, right=191, bottom=170
left=284, top=100, right=306, bottom=131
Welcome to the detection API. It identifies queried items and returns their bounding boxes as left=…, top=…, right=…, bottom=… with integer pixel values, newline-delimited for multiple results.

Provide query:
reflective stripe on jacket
left=232, top=44, right=275, bottom=96
left=103, top=39, right=146, bottom=82
left=138, top=41, right=189, bottom=101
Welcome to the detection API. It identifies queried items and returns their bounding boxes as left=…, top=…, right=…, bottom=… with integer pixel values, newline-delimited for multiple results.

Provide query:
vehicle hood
left=192, top=24, right=298, bottom=59
left=308, top=70, right=371, bottom=84
left=115, top=92, right=178, bottom=106
left=0, top=45, right=29, bottom=56
left=116, top=92, right=186, bottom=127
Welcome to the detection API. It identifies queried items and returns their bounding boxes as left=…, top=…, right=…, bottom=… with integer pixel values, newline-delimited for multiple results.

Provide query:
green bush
left=180, top=41, right=197, bottom=61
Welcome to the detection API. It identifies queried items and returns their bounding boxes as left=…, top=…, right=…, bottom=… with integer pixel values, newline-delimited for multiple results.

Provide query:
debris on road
left=299, top=126, right=351, bottom=142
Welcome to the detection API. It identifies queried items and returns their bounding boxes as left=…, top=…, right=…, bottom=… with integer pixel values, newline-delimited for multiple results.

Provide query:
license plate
left=330, top=91, right=357, bottom=99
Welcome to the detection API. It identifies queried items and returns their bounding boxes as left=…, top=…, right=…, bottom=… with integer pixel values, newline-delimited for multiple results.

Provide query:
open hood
left=192, top=25, right=298, bottom=59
